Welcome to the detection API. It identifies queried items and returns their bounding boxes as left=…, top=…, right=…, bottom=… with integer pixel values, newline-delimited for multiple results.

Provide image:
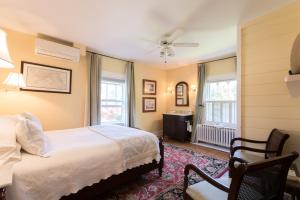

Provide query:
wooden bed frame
left=61, top=138, right=164, bottom=200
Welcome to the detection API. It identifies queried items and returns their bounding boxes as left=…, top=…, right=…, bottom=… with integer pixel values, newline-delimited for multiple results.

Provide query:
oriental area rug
left=103, top=144, right=228, bottom=200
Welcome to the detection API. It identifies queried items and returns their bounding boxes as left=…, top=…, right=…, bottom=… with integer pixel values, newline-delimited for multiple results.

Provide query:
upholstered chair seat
left=186, top=178, right=231, bottom=200
left=232, top=151, right=262, bottom=166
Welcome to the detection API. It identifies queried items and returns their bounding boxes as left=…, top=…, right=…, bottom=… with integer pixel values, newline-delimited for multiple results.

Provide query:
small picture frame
left=21, top=61, right=72, bottom=94
left=143, top=97, right=156, bottom=112
left=177, top=85, right=183, bottom=96
left=143, top=79, right=156, bottom=95
left=176, top=98, right=184, bottom=105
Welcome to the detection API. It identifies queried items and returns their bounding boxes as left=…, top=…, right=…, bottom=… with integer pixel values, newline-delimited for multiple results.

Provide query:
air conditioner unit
left=35, top=38, right=80, bottom=62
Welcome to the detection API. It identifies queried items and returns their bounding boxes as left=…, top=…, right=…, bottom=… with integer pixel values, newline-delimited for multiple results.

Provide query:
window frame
left=101, top=77, right=126, bottom=126
left=204, top=79, right=237, bottom=128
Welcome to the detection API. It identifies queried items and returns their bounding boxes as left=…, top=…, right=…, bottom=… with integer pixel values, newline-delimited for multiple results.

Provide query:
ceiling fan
left=159, top=40, right=199, bottom=63
left=144, top=28, right=199, bottom=63
left=147, top=29, right=200, bottom=63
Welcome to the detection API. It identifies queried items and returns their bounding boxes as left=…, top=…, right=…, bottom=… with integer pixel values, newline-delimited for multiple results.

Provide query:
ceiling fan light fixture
left=160, top=51, right=165, bottom=57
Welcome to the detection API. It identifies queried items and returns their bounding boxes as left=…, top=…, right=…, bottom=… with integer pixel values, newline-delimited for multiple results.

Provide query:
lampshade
left=3, top=73, right=26, bottom=88
left=0, top=29, right=14, bottom=68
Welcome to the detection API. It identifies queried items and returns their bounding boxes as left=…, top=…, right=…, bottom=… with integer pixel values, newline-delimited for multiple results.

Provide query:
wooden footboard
left=61, top=137, right=164, bottom=200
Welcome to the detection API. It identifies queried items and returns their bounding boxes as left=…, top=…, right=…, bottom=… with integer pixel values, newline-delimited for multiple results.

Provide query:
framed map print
left=21, top=61, right=72, bottom=94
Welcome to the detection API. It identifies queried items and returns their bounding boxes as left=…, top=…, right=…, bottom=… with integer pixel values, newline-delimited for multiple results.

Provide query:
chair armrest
left=231, top=146, right=277, bottom=157
left=230, top=138, right=267, bottom=156
left=230, top=138, right=267, bottom=146
left=229, top=157, right=248, bottom=168
left=184, top=164, right=230, bottom=193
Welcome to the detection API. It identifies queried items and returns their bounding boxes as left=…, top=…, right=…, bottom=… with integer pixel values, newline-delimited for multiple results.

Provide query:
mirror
left=175, top=82, right=189, bottom=106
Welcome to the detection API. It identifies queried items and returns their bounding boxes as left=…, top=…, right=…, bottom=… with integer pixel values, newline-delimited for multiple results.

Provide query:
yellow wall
left=0, top=28, right=87, bottom=131
left=166, top=64, right=198, bottom=112
left=0, top=27, right=235, bottom=136
left=165, top=57, right=236, bottom=112
left=134, top=62, right=167, bottom=135
left=241, top=2, right=300, bottom=154
left=0, top=28, right=168, bottom=134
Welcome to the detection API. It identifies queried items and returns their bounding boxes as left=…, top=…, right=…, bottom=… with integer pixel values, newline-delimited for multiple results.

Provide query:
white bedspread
left=6, top=125, right=160, bottom=200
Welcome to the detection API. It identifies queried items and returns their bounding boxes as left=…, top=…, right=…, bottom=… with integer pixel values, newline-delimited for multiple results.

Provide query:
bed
left=6, top=125, right=164, bottom=200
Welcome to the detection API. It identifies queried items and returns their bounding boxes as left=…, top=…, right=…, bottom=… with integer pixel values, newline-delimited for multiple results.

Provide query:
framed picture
left=143, top=97, right=156, bottom=112
left=176, top=98, right=184, bottom=105
left=177, top=85, right=183, bottom=96
left=21, top=61, right=72, bottom=94
left=143, top=79, right=156, bottom=95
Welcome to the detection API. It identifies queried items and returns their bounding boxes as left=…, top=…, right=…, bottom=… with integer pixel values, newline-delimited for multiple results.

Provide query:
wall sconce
left=0, top=29, right=14, bottom=68
left=191, top=84, right=197, bottom=92
left=3, top=73, right=26, bottom=89
left=167, top=86, right=174, bottom=94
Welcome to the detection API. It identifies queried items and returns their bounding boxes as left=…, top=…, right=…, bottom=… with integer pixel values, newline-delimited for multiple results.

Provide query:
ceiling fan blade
left=163, top=28, right=184, bottom=43
left=172, top=43, right=199, bottom=47
left=145, top=46, right=160, bottom=55
left=167, top=47, right=175, bottom=57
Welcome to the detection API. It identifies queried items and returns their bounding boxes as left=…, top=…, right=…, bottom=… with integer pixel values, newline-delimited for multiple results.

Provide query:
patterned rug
left=103, top=144, right=228, bottom=200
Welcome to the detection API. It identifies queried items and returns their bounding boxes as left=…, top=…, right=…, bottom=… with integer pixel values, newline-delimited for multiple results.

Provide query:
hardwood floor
left=165, top=138, right=229, bottom=160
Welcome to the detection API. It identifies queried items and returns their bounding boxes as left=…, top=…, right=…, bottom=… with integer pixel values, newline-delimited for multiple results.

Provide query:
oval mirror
left=175, top=81, right=189, bottom=106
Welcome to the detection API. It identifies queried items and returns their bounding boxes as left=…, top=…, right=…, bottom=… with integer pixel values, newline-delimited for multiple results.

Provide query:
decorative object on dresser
left=20, top=61, right=72, bottom=94
left=163, top=112, right=193, bottom=142
left=143, top=79, right=156, bottom=95
left=143, top=97, right=156, bottom=112
left=175, top=81, right=189, bottom=106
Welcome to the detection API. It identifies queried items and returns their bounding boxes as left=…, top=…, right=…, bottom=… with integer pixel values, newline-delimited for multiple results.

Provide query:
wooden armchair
left=184, top=152, right=298, bottom=200
left=229, top=128, right=289, bottom=176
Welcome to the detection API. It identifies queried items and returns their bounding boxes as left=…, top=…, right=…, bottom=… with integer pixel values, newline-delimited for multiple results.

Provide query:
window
left=101, top=78, right=126, bottom=125
left=204, top=80, right=237, bottom=127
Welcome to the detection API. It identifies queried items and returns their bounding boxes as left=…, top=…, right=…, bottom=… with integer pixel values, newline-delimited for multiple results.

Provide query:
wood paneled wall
left=241, top=2, right=300, bottom=160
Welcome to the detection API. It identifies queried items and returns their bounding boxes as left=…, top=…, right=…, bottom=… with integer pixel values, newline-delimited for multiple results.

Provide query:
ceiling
left=0, top=0, right=295, bottom=68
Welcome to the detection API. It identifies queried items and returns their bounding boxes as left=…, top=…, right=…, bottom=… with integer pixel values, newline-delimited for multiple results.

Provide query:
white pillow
left=0, top=116, right=21, bottom=166
left=20, top=112, right=43, bottom=129
left=16, top=113, right=49, bottom=157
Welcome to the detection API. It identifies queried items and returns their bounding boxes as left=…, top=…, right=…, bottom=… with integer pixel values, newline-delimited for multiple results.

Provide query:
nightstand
left=0, top=164, right=14, bottom=200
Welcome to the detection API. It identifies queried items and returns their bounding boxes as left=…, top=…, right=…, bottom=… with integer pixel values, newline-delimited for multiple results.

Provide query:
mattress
left=6, top=125, right=161, bottom=200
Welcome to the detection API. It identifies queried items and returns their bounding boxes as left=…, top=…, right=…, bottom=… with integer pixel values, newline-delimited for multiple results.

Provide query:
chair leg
left=228, top=158, right=234, bottom=178
left=158, top=167, right=162, bottom=177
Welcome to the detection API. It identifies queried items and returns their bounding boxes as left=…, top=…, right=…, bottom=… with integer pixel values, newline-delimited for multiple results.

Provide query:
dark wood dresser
left=163, top=114, right=193, bottom=142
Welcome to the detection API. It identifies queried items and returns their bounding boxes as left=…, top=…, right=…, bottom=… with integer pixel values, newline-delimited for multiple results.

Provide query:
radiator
left=196, top=124, right=236, bottom=148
